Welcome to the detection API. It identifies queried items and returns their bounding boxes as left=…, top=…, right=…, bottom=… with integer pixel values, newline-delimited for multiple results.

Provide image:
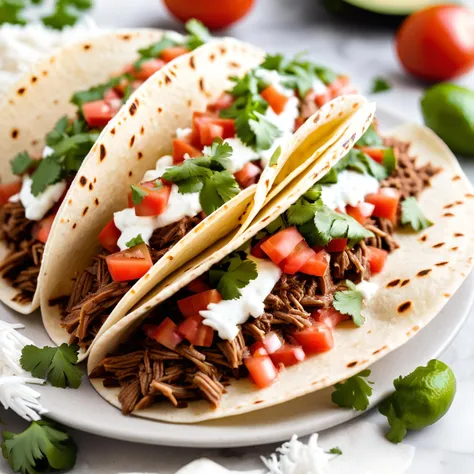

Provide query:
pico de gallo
left=0, top=20, right=211, bottom=305
left=90, top=124, right=439, bottom=414
left=53, top=52, right=358, bottom=350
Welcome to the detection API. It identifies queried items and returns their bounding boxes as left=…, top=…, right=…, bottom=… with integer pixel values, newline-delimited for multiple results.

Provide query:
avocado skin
left=421, top=83, right=474, bottom=156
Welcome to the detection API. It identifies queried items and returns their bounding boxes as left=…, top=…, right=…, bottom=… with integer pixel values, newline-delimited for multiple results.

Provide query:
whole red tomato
left=396, top=5, right=474, bottom=81
left=163, top=0, right=254, bottom=30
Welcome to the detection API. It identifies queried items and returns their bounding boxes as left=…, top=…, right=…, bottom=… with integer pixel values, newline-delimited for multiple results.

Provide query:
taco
left=0, top=21, right=217, bottom=314
left=39, top=46, right=370, bottom=360
left=87, top=118, right=474, bottom=423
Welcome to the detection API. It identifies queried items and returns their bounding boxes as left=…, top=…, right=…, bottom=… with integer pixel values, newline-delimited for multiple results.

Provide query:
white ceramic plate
left=3, top=107, right=473, bottom=448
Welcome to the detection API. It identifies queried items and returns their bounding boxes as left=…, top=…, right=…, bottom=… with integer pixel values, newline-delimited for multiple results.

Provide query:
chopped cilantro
left=328, top=447, right=343, bottom=455
left=333, top=280, right=364, bottom=326
left=269, top=146, right=281, bottom=167
left=381, top=147, right=397, bottom=175
left=401, top=197, right=433, bottom=231
left=20, top=343, right=83, bottom=389
left=2, top=420, right=77, bottom=474
left=210, top=255, right=258, bottom=300
left=0, top=1, right=27, bottom=26
left=332, top=369, right=374, bottom=411
left=371, top=77, right=392, bottom=94
left=317, top=167, right=338, bottom=184
left=126, top=234, right=144, bottom=248
left=287, top=197, right=321, bottom=226
left=30, top=156, right=62, bottom=196
left=130, top=184, right=148, bottom=205
left=200, top=171, right=240, bottom=216
left=266, top=215, right=287, bottom=234
left=248, top=111, right=281, bottom=150
left=11, top=151, right=34, bottom=176
left=185, top=19, right=211, bottom=50
left=134, top=37, right=178, bottom=70
left=344, top=149, right=388, bottom=181
left=356, top=124, right=383, bottom=147
left=71, top=74, right=130, bottom=109
left=41, top=0, right=92, bottom=30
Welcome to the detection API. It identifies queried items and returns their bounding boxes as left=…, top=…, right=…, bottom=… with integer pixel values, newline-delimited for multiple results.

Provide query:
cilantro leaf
left=41, top=0, right=92, bottom=30
left=371, top=77, right=392, bottom=94
left=266, top=215, right=287, bottom=234
left=71, top=74, right=130, bottom=109
left=0, top=0, right=27, bottom=26
left=318, top=167, right=338, bottom=184
left=382, top=147, right=397, bottom=175
left=176, top=177, right=203, bottom=194
left=126, top=234, right=144, bottom=248
left=206, top=139, right=233, bottom=170
left=345, top=149, right=388, bottom=181
left=332, top=369, right=374, bottom=411
left=333, top=280, right=364, bottom=326
left=401, top=197, right=433, bottom=231
left=2, top=420, right=77, bottom=474
left=162, top=158, right=211, bottom=184
left=185, top=19, right=211, bottom=50
left=328, top=447, right=343, bottom=455
left=269, top=146, right=281, bottom=167
left=200, top=171, right=240, bottom=216
left=11, top=151, right=33, bottom=176
left=134, top=37, right=179, bottom=70
left=248, top=111, right=281, bottom=150
left=356, top=124, right=383, bottom=147
left=30, top=156, right=62, bottom=196
left=20, top=343, right=83, bottom=389
left=287, top=197, right=321, bottom=225
left=210, top=256, right=258, bottom=300
left=130, top=184, right=148, bottom=205
left=45, top=116, right=69, bottom=146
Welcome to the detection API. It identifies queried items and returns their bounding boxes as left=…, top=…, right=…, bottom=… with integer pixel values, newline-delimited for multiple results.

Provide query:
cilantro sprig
left=401, top=197, right=433, bottom=231
left=162, top=139, right=241, bottom=216
left=2, top=420, right=77, bottom=474
left=371, top=77, right=392, bottom=94
left=332, top=369, right=374, bottom=411
left=209, top=253, right=258, bottom=300
left=126, top=234, right=144, bottom=248
left=333, top=280, right=364, bottom=326
left=20, top=343, right=83, bottom=389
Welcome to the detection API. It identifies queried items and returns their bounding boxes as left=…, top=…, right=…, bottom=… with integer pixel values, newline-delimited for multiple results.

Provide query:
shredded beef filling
left=0, top=201, right=45, bottom=304
left=56, top=215, right=203, bottom=350
left=90, top=138, right=440, bottom=414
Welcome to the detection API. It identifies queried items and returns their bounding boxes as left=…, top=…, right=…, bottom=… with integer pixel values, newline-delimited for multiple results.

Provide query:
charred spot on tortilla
left=140, top=126, right=145, bottom=135
left=199, top=78, right=205, bottom=93
left=131, top=289, right=136, bottom=295
left=189, top=56, right=196, bottom=69
left=435, top=261, right=449, bottom=266
left=450, top=246, right=459, bottom=251
left=110, top=127, right=116, bottom=135
left=42, top=70, right=48, bottom=77
left=120, top=34, right=132, bottom=41
left=452, top=175, right=461, bottom=181
left=129, top=101, right=138, bottom=116
left=144, top=274, right=150, bottom=280
left=455, top=200, right=464, bottom=205
left=444, top=293, right=451, bottom=298
left=130, top=135, right=135, bottom=148
left=94, top=198, right=99, bottom=206
left=157, top=107, right=163, bottom=114
left=31, top=76, right=38, bottom=84
left=254, top=400, right=264, bottom=404
left=93, top=177, right=97, bottom=183
left=83, top=44, right=92, bottom=51
left=397, top=301, right=412, bottom=314
left=10, top=129, right=19, bottom=139
left=67, top=199, right=72, bottom=205
left=219, top=46, right=227, bottom=55
left=416, top=269, right=432, bottom=277
left=400, top=279, right=410, bottom=287
left=187, top=99, right=192, bottom=108
left=465, top=193, right=474, bottom=198
left=313, top=113, right=320, bottom=123
left=347, top=361, right=358, bottom=368
left=352, top=102, right=359, bottom=109
left=433, top=242, right=445, bottom=248
left=137, top=152, right=143, bottom=160
left=164, top=74, right=172, bottom=85
left=100, top=144, right=106, bottom=161
left=229, top=61, right=241, bottom=69
left=17, top=87, right=26, bottom=96
left=386, top=279, right=400, bottom=288
left=169, top=69, right=177, bottom=78
left=442, top=212, right=455, bottom=217
left=419, top=234, right=428, bottom=242
left=82, top=207, right=89, bottom=216
left=89, top=183, right=93, bottom=191
left=406, top=325, right=420, bottom=337
left=128, top=171, right=133, bottom=177
left=72, top=223, right=77, bottom=229
left=79, top=176, right=87, bottom=187
left=373, top=345, right=388, bottom=355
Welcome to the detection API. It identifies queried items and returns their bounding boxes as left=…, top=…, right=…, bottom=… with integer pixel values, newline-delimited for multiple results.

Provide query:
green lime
left=421, top=83, right=474, bottom=156
left=379, top=359, right=456, bottom=443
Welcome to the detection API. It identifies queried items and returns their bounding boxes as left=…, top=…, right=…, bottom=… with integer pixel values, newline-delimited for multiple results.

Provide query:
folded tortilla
left=39, top=38, right=371, bottom=360
left=88, top=119, right=474, bottom=423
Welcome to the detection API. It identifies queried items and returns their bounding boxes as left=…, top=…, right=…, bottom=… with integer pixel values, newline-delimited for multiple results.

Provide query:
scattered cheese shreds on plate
left=0, top=320, right=47, bottom=421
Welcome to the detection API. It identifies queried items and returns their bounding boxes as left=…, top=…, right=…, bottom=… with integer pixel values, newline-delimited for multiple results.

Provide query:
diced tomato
left=326, top=238, right=348, bottom=253
left=365, top=188, right=400, bottom=222
left=144, top=318, right=183, bottom=350
left=292, top=322, right=334, bottom=354
left=234, top=162, right=261, bottom=188
left=315, top=90, right=331, bottom=108
left=0, top=181, right=22, bottom=205
left=104, top=88, right=123, bottom=112
left=261, top=332, right=283, bottom=354
left=358, top=147, right=384, bottom=164
left=98, top=218, right=121, bottom=253
left=172, top=139, right=202, bottom=164
left=300, top=249, right=330, bottom=276
left=261, top=227, right=304, bottom=265
left=178, top=289, right=222, bottom=318
left=261, top=85, right=289, bottom=115
left=178, top=314, right=214, bottom=347
left=346, top=202, right=375, bottom=225
left=200, top=122, right=224, bottom=146
left=244, top=353, right=278, bottom=388
left=160, top=46, right=190, bottom=63
left=105, top=243, right=153, bottom=282
left=294, top=116, right=305, bottom=130
left=33, top=214, right=55, bottom=244
left=132, top=183, right=172, bottom=217
left=270, top=345, right=306, bottom=367
left=249, top=342, right=269, bottom=357
left=280, top=241, right=315, bottom=275
left=328, top=76, right=351, bottom=99
left=82, top=100, right=115, bottom=128
left=312, top=307, right=350, bottom=328
left=251, top=236, right=270, bottom=259
left=367, top=246, right=388, bottom=274
left=133, top=58, right=166, bottom=81
left=208, top=93, right=234, bottom=112
left=191, top=112, right=235, bottom=146
left=187, top=277, right=211, bottom=293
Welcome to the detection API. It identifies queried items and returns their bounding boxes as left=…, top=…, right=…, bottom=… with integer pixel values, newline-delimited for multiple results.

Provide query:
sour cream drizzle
left=200, top=256, right=282, bottom=341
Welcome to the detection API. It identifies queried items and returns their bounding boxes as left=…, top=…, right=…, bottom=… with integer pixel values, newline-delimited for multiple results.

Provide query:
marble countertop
left=2, top=0, right=474, bottom=472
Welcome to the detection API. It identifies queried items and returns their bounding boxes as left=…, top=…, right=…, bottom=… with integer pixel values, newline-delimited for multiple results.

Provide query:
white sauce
left=356, top=280, right=378, bottom=301
left=312, top=77, right=328, bottom=96
left=200, top=257, right=282, bottom=341
left=18, top=175, right=66, bottom=221
left=141, top=155, right=174, bottom=182
left=255, top=68, right=295, bottom=97
left=321, top=170, right=380, bottom=211
left=176, top=127, right=192, bottom=140
left=265, top=95, right=299, bottom=132
left=42, top=145, right=55, bottom=158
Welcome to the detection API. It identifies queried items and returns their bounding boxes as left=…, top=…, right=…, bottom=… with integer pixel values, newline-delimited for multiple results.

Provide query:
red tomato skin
left=358, top=147, right=384, bottom=163
left=367, top=246, right=388, bottom=274
left=299, top=249, right=330, bottom=277
left=105, top=243, right=153, bottom=282
left=280, top=241, right=315, bottom=275
left=261, top=85, right=289, bottom=114
left=244, top=353, right=278, bottom=388
left=133, top=58, right=166, bottom=81
left=0, top=181, right=22, bottom=205
left=187, top=277, right=211, bottom=293
left=200, top=123, right=224, bottom=146
left=261, top=227, right=304, bottom=265
left=134, top=184, right=172, bottom=217
left=326, top=238, right=348, bottom=253
left=160, top=46, right=190, bottom=62
left=208, top=93, right=234, bottom=112
left=177, top=314, right=214, bottom=347
left=234, top=162, right=261, bottom=188
left=35, top=214, right=55, bottom=244
left=365, top=189, right=400, bottom=222
left=251, top=236, right=270, bottom=259
left=270, top=345, right=306, bottom=367
left=145, top=318, right=183, bottom=350
left=163, top=0, right=254, bottom=30
left=312, top=307, right=350, bottom=328
left=178, top=289, right=223, bottom=318
left=346, top=202, right=375, bottom=225
left=292, top=322, right=334, bottom=354
left=172, top=139, right=202, bottom=164
left=192, top=112, right=235, bottom=146
left=396, top=5, right=474, bottom=81
left=82, top=100, right=115, bottom=128
left=98, top=218, right=121, bottom=253
left=315, top=91, right=331, bottom=108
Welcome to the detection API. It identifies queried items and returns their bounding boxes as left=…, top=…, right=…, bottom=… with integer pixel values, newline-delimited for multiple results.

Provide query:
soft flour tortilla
left=0, top=29, right=168, bottom=314
left=40, top=39, right=371, bottom=360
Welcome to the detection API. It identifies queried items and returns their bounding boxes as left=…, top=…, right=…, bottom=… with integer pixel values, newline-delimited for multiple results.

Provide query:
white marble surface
left=2, top=0, right=474, bottom=472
